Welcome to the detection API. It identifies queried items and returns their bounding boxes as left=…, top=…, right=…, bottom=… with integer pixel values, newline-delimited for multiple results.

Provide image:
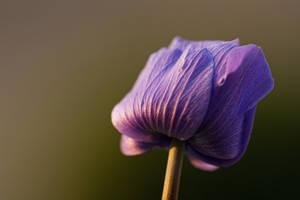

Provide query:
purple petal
left=112, top=47, right=215, bottom=141
left=187, top=44, right=274, bottom=166
left=132, top=47, right=183, bottom=91
left=169, top=37, right=240, bottom=66
left=169, top=36, right=239, bottom=51
left=121, top=135, right=152, bottom=156
left=111, top=48, right=181, bottom=143
left=186, top=151, right=219, bottom=171
left=120, top=135, right=170, bottom=156
left=187, top=107, right=256, bottom=166
left=204, top=44, right=274, bottom=129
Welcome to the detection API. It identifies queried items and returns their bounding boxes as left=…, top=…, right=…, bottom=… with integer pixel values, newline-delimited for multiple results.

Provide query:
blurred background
left=1, top=0, right=299, bottom=199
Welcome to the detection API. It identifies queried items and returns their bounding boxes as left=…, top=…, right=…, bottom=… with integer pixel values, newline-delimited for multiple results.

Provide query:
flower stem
left=162, top=138, right=185, bottom=200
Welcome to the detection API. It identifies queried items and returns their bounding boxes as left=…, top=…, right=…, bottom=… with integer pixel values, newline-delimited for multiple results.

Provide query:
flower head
left=111, top=36, right=274, bottom=171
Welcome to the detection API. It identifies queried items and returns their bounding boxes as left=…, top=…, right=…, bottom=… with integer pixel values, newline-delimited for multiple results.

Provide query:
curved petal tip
left=189, top=156, right=219, bottom=171
left=120, top=135, right=152, bottom=156
left=231, top=38, right=240, bottom=46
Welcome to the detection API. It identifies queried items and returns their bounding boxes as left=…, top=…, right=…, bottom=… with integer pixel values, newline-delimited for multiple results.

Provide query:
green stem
left=161, top=138, right=185, bottom=200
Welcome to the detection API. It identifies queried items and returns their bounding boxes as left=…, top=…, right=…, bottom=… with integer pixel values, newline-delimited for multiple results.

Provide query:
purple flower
left=111, top=37, right=274, bottom=171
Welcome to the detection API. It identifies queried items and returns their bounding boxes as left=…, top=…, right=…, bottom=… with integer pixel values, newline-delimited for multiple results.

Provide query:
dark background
left=1, top=0, right=299, bottom=199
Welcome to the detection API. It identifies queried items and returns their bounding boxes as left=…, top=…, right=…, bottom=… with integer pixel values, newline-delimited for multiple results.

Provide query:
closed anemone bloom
left=111, top=36, right=274, bottom=171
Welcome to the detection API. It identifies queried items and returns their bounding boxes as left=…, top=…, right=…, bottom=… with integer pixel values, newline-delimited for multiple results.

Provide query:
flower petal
left=132, top=47, right=183, bottom=92
left=187, top=107, right=256, bottom=167
left=169, top=36, right=240, bottom=67
left=112, top=47, right=215, bottom=141
left=111, top=48, right=182, bottom=142
left=186, top=151, right=219, bottom=171
left=120, top=135, right=170, bottom=156
left=169, top=36, right=239, bottom=51
left=121, top=135, right=152, bottom=156
left=203, top=45, right=274, bottom=129
left=187, top=45, right=274, bottom=166
left=221, top=44, right=274, bottom=112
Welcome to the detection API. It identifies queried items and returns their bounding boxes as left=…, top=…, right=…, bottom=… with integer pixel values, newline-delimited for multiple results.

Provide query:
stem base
left=161, top=139, right=185, bottom=200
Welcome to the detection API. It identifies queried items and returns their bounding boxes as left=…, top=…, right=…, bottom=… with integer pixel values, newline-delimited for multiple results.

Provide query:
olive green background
left=1, top=0, right=299, bottom=199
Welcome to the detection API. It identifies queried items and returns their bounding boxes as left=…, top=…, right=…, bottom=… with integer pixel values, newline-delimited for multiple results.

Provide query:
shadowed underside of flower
left=111, top=36, right=274, bottom=171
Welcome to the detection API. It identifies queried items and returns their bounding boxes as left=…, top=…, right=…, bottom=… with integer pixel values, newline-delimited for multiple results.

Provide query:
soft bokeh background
left=1, top=0, right=299, bottom=199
